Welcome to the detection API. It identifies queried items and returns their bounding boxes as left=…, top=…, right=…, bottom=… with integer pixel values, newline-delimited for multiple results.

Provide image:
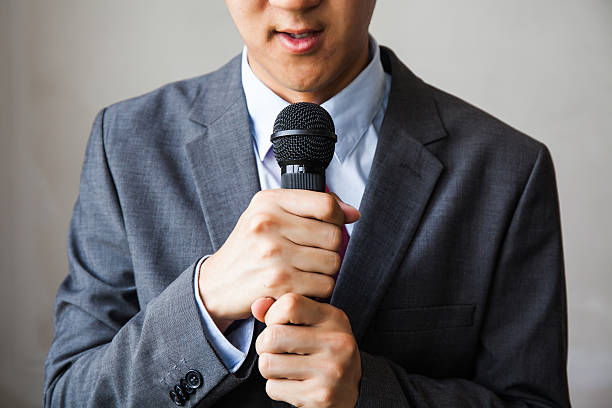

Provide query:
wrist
left=198, top=256, right=234, bottom=333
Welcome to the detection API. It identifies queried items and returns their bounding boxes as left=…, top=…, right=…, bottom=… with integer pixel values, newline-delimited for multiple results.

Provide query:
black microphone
left=270, top=102, right=337, bottom=192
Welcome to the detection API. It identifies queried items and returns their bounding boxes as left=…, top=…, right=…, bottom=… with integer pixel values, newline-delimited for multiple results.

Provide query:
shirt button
left=185, top=369, right=203, bottom=389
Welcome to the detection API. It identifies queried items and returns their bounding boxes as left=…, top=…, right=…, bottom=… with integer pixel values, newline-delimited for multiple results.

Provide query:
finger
left=256, top=324, right=322, bottom=355
left=251, top=297, right=276, bottom=322
left=280, top=215, right=344, bottom=251
left=290, top=244, right=341, bottom=275
left=264, top=293, right=330, bottom=327
left=286, top=271, right=335, bottom=300
left=272, top=189, right=346, bottom=226
left=327, top=192, right=360, bottom=224
left=265, top=378, right=306, bottom=407
left=258, top=352, right=313, bottom=380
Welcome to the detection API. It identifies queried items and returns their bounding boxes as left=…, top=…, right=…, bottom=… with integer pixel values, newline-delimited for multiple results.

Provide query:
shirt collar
left=241, top=36, right=387, bottom=164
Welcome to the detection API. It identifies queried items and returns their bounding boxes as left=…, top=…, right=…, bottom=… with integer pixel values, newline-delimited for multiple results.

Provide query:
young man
left=44, top=1, right=571, bottom=407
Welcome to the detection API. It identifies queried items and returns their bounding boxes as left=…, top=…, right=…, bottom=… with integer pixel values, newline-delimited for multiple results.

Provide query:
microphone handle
left=280, top=163, right=325, bottom=192
left=281, top=173, right=325, bottom=191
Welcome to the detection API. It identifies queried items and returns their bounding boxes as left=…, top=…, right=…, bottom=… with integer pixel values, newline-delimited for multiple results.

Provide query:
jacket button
left=180, top=378, right=196, bottom=395
left=184, top=369, right=203, bottom=389
left=174, top=384, right=187, bottom=401
left=169, top=390, right=185, bottom=406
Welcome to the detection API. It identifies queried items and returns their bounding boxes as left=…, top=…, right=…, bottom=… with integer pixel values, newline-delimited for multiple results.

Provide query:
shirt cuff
left=193, top=256, right=254, bottom=373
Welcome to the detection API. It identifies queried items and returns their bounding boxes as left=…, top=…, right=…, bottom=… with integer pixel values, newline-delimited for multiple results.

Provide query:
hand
left=198, top=189, right=359, bottom=331
left=254, top=293, right=361, bottom=408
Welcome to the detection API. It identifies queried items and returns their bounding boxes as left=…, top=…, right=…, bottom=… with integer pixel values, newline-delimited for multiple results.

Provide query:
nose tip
left=268, top=0, right=322, bottom=12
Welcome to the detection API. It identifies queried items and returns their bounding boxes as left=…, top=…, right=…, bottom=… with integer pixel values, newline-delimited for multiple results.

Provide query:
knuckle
left=328, top=249, right=342, bottom=270
left=252, top=190, right=264, bottom=201
left=332, top=307, right=350, bottom=326
left=253, top=190, right=271, bottom=204
left=265, top=380, right=278, bottom=401
left=255, top=331, right=265, bottom=354
left=265, top=267, right=290, bottom=290
left=258, top=353, right=271, bottom=377
left=258, top=240, right=282, bottom=259
left=321, top=276, right=335, bottom=298
left=329, top=332, right=354, bottom=354
left=320, top=195, right=338, bottom=220
left=281, top=292, right=301, bottom=313
left=325, top=361, right=345, bottom=382
left=249, top=213, right=276, bottom=234
left=315, top=387, right=334, bottom=406
left=266, top=325, right=281, bottom=346
left=251, top=191, right=264, bottom=207
left=326, top=226, right=343, bottom=251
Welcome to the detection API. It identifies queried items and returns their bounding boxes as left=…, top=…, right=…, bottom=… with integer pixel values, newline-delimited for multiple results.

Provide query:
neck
left=249, top=41, right=370, bottom=105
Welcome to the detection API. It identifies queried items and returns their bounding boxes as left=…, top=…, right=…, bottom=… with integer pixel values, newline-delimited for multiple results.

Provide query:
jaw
left=247, top=37, right=370, bottom=104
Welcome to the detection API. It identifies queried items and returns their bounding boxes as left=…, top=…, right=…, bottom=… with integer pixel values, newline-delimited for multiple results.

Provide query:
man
left=44, top=1, right=571, bottom=407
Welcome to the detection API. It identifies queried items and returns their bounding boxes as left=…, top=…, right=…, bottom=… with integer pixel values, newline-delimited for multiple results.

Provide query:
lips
left=275, top=29, right=323, bottom=54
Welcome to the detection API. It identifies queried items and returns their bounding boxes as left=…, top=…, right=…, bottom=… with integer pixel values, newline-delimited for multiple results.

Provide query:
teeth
left=289, top=32, right=310, bottom=39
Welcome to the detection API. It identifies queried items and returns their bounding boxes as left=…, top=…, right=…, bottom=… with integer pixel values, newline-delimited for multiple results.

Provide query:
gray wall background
left=1, top=1, right=610, bottom=406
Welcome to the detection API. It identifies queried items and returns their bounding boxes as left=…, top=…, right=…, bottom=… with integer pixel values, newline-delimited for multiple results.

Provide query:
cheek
left=334, top=0, right=374, bottom=43
left=332, top=15, right=369, bottom=51
left=225, top=1, right=269, bottom=47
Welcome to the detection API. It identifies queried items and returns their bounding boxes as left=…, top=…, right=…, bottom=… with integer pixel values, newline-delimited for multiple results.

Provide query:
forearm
left=44, top=264, right=248, bottom=407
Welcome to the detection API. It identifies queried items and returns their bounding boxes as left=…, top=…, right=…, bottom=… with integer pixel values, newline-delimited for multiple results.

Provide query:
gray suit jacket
left=44, top=47, right=570, bottom=407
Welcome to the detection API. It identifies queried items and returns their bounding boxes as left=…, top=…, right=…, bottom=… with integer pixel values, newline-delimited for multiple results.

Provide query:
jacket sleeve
left=43, top=109, right=254, bottom=407
left=355, top=146, right=570, bottom=407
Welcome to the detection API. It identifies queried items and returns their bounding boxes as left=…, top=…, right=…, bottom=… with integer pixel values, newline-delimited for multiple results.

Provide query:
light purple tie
left=325, top=185, right=350, bottom=280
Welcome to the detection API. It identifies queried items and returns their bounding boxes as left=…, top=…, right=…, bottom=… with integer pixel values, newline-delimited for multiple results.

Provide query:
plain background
left=1, top=1, right=611, bottom=406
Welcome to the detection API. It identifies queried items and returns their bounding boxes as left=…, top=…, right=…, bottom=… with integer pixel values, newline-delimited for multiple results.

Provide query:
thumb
left=251, top=297, right=276, bottom=322
left=327, top=192, right=360, bottom=224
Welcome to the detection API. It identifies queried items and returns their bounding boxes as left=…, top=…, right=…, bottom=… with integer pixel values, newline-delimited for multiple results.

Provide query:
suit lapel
left=331, top=47, right=447, bottom=342
left=185, top=56, right=261, bottom=250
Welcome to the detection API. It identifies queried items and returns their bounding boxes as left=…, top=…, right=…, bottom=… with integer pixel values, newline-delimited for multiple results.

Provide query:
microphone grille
left=272, top=134, right=336, bottom=165
left=273, top=102, right=335, bottom=133
left=271, top=102, right=336, bottom=167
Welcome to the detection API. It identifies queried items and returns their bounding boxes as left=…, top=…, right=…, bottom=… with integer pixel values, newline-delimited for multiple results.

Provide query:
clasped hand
left=198, top=189, right=362, bottom=406
left=253, top=293, right=361, bottom=408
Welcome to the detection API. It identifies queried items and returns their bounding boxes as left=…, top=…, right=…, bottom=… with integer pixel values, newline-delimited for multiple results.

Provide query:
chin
left=285, top=79, right=322, bottom=93
left=281, top=70, right=330, bottom=93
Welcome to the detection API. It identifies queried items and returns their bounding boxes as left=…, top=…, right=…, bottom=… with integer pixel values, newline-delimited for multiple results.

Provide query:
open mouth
left=275, top=29, right=323, bottom=54
left=285, top=32, right=314, bottom=39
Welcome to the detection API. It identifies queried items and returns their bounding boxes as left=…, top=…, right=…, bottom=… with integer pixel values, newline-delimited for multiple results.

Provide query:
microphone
left=270, top=102, right=337, bottom=192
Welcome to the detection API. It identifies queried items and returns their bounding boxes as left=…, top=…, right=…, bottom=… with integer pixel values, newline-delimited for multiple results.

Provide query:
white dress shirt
left=193, top=36, right=391, bottom=373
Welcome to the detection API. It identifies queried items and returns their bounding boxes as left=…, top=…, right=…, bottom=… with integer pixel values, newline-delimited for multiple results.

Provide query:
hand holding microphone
left=198, top=101, right=361, bottom=406
left=251, top=103, right=362, bottom=408
left=197, top=103, right=359, bottom=332
left=198, top=188, right=358, bottom=331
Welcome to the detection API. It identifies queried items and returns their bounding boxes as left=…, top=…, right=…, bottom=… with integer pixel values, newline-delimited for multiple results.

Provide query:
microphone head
left=271, top=102, right=337, bottom=169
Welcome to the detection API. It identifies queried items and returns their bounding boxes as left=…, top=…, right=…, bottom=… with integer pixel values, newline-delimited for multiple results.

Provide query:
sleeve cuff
left=193, top=256, right=254, bottom=373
